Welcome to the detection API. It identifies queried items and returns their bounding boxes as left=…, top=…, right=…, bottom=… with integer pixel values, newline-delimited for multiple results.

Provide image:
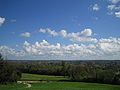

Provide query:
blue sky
left=0, top=0, right=120, bottom=60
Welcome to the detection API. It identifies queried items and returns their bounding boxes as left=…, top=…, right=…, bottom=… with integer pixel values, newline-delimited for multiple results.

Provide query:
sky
left=0, top=0, right=120, bottom=60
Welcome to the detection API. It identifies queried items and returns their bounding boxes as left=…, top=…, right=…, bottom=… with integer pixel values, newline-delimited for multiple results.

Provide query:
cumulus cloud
left=114, top=6, right=120, bottom=10
left=0, top=46, right=25, bottom=57
left=0, top=17, right=5, bottom=26
left=39, top=28, right=97, bottom=43
left=115, top=11, right=120, bottom=18
left=21, top=32, right=31, bottom=38
left=23, top=40, right=97, bottom=57
left=108, top=5, right=116, bottom=10
left=39, top=28, right=46, bottom=33
left=97, top=37, right=120, bottom=57
left=39, top=28, right=58, bottom=36
left=107, top=0, right=120, bottom=18
left=92, top=4, right=100, bottom=11
left=1, top=37, right=120, bottom=60
left=22, top=38, right=120, bottom=60
left=60, top=30, right=67, bottom=37
left=24, top=41, right=30, bottom=46
left=109, top=0, right=120, bottom=4
left=64, top=29, right=97, bottom=43
left=107, top=5, right=120, bottom=18
left=80, top=29, right=92, bottom=36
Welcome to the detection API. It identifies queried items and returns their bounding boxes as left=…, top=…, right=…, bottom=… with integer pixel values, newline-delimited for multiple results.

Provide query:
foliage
left=3, top=59, right=120, bottom=85
left=68, top=63, right=120, bottom=84
left=0, top=54, right=21, bottom=84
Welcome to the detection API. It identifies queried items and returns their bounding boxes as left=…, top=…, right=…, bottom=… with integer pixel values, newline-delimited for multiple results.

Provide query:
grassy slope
left=0, top=82, right=120, bottom=90
left=0, top=73, right=120, bottom=90
left=21, top=73, right=68, bottom=81
left=0, top=83, right=26, bottom=90
left=31, top=82, right=120, bottom=90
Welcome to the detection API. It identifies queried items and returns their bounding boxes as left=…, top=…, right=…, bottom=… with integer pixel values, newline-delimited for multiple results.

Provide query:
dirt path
left=26, top=83, right=31, bottom=88
left=17, top=80, right=54, bottom=88
left=17, top=81, right=32, bottom=88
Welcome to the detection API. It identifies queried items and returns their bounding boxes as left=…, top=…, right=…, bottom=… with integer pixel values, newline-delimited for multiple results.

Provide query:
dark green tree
left=0, top=54, right=21, bottom=84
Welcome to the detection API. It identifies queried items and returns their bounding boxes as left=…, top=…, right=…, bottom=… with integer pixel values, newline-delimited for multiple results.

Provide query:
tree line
left=0, top=53, right=120, bottom=85
left=13, top=60, right=120, bottom=84
left=68, top=63, right=120, bottom=84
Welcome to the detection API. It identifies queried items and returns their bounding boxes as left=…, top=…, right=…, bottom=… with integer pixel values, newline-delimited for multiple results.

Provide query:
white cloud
left=115, top=11, right=120, bottom=18
left=64, top=28, right=97, bottom=43
left=109, top=0, right=120, bottom=4
left=39, top=28, right=46, bottom=33
left=24, top=41, right=30, bottom=46
left=0, top=37, right=120, bottom=60
left=70, top=37, right=98, bottom=43
left=23, top=40, right=97, bottom=57
left=92, top=4, right=100, bottom=11
left=39, top=28, right=58, bottom=36
left=40, top=40, right=50, bottom=46
left=61, top=29, right=96, bottom=43
left=98, top=37, right=120, bottom=56
left=22, top=37, right=120, bottom=60
left=22, top=38, right=119, bottom=58
left=47, top=29, right=58, bottom=36
left=80, top=29, right=92, bottom=36
left=0, top=46, right=25, bottom=57
left=108, top=5, right=116, bottom=10
left=39, top=28, right=97, bottom=43
left=21, top=32, right=31, bottom=38
left=60, top=30, right=67, bottom=37
left=114, top=6, right=120, bottom=10
left=107, top=2, right=120, bottom=18
left=0, top=17, right=5, bottom=26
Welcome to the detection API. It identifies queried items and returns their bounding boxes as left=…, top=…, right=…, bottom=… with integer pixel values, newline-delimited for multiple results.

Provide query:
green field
left=0, top=73, right=120, bottom=90
left=21, top=73, right=68, bottom=81
left=0, top=82, right=120, bottom=90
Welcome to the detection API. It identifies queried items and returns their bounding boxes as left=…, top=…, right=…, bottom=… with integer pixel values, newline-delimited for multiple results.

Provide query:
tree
left=61, top=61, right=69, bottom=76
left=68, top=65, right=88, bottom=81
left=0, top=53, right=21, bottom=84
left=113, top=71, right=120, bottom=84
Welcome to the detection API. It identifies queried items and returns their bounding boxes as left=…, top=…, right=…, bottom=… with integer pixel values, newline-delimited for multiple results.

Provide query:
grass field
left=0, top=82, right=120, bottom=90
left=0, top=73, right=120, bottom=90
left=31, top=82, right=120, bottom=90
left=21, top=73, right=68, bottom=81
